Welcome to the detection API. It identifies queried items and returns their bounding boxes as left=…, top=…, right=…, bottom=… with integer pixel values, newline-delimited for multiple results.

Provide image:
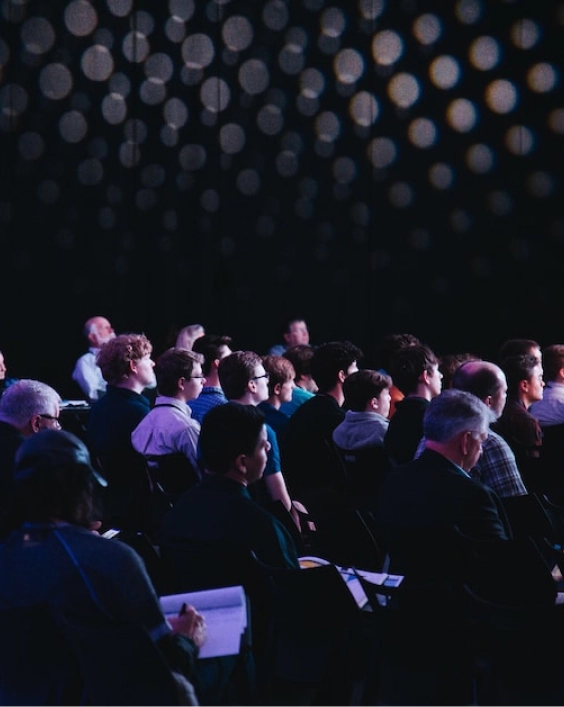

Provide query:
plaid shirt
left=471, top=429, right=528, bottom=498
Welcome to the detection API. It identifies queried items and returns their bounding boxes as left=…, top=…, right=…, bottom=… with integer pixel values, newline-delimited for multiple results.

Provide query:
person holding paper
left=0, top=429, right=205, bottom=705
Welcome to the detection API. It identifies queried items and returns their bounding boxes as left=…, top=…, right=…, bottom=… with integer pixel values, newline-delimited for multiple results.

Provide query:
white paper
left=160, top=585, right=247, bottom=659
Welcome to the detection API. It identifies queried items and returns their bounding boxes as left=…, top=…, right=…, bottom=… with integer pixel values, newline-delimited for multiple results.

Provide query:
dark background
left=1, top=0, right=563, bottom=397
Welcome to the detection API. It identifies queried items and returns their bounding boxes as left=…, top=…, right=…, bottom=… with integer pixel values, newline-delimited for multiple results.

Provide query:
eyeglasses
left=251, top=373, right=270, bottom=381
left=38, top=414, right=62, bottom=429
left=189, top=375, right=206, bottom=379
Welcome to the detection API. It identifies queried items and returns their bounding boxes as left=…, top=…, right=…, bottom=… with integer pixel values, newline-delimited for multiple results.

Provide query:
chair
left=334, top=444, right=391, bottom=509
left=463, top=582, right=564, bottom=705
left=299, top=506, right=385, bottom=571
left=160, top=537, right=362, bottom=705
left=539, top=422, right=564, bottom=504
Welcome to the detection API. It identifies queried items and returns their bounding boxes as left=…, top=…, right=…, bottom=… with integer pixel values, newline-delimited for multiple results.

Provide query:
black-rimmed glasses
left=38, top=414, right=62, bottom=429
left=251, top=373, right=270, bottom=380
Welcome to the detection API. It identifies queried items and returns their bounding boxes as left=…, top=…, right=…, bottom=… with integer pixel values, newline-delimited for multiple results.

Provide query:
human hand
left=168, top=604, right=207, bottom=647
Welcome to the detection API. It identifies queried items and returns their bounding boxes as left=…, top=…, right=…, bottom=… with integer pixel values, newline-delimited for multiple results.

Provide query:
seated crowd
left=3, top=321, right=564, bottom=705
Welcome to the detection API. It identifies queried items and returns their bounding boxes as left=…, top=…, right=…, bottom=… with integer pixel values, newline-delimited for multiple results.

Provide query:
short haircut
left=155, top=347, right=204, bottom=397
left=262, top=355, right=295, bottom=395
left=451, top=360, right=504, bottom=400
left=498, top=338, right=540, bottom=363
left=0, top=379, right=61, bottom=428
left=96, top=333, right=152, bottom=385
left=389, top=343, right=439, bottom=396
left=192, top=334, right=233, bottom=376
left=310, top=341, right=364, bottom=393
left=283, top=344, right=315, bottom=380
left=343, top=369, right=392, bottom=411
left=218, top=350, right=262, bottom=400
left=376, top=332, right=421, bottom=371
left=424, top=389, right=490, bottom=444
left=199, top=402, right=266, bottom=474
left=540, top=344, right=564, bottom=382
left=500, top=353, right=541, bottom=391
left=439, top=352, right=480, bottom=389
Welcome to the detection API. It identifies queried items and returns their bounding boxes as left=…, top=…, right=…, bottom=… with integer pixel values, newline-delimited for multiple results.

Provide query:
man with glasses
left=0, top=378, right=62, bottom=514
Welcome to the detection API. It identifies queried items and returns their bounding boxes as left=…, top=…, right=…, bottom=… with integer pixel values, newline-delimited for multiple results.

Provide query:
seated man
left=0, top=378, right=62, bottom=521
left=86, top=333, right=157, bottom=531
left=258, top=355, right=295, bottom=445
left=132, top=347, right=205, bottom=493
left=279, top=344, right=317, bottom=417
left=281, top=340, right=363, bottom=514
left=189, top=334, right=233, bottom=424
left=72, top=316, right=116, bottom=402
left=0, top=429, right=205, bottom=705
left=267, top=317, right=310, bottom=357
left=159, top=402, right=300, bottom=571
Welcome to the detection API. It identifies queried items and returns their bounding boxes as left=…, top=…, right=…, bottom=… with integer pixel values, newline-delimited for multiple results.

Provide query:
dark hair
left=155, top=347, right=203, bottom=396
left=192, top=334, right=233, bottom=376
left=389, top=343, right=439, bottom=396
left=376, top=333, right=421, bottom=372
left=282, top=344, right=315, bottom=380
left=540, top=344, right=564, bottom=381
left=218, top=351, right=262, bottom=400
left=8, top=430, right=101, bottom=529
left=310, top=341, right=364, bottom=393
left=498, top=338, right=540, bottom=363
left=500, top=354, right=541, bottom=391
left=439, top=352, right=480, bottom=389
left=343, top=369, right=392, bottom=411
left=199, top=402, right=266, bottom=474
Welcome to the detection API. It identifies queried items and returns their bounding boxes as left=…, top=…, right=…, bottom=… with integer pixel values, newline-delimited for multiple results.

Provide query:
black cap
left=14, top=429, right=108, bottom=488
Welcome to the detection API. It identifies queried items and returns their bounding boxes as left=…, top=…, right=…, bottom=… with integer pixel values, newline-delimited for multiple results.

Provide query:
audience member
left=384, top=342, right=442, bottom=466
left=218, top=351, right=298, bottom=524
left=175, top=324, right=205, bottom=351
left=529, top=344, right=564, bottom=426
left=267, top=317, right=310, bottom=356
left=375, top=332, right=421, bottom=418
left=189, top=334, right=232, bottom=424
left=72, top=316, right=116, bottom=402
left=498, top=337, right=542, bottom=364
left=0, top=429, right=203, bottom=704
left=492, top=353, right=545, bottom=493
left=279, top=344, right=317, bottom=416
left=0, top=379, right=62, bottom=514
left=375, top=389, right=510, bottom=706
left=257, top=355, right=295, bottom=444
left=333, top=369, right=392, bottom=450
left=281, top=340, right=363, bottom=513
left=159, top=402, right=300, bottom=570
left=131, top=347, right=205, bottom=481
left=451, top=359, right=528, bottom=498
left=86, top=333, right=157, bottom=531
left=439, top=351, right=480, bottom=389
left=0, top=349, right=18, bottom=398
left=332, top=368, right=392, bottom=504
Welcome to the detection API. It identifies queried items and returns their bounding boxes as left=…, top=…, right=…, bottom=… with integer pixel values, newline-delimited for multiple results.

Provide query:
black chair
left=463, top=582, right=564, bottom=705
left=160, top=538, right=362, bottom=705
left=539, top=422, right=564, bottom=504
left=299, top=506, right=385, bottom=571
left=334, top=444, right=392, bottom=509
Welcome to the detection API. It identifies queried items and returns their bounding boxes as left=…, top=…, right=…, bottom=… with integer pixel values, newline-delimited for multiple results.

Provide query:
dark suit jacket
left=376, top=448, right=510, bottom=580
